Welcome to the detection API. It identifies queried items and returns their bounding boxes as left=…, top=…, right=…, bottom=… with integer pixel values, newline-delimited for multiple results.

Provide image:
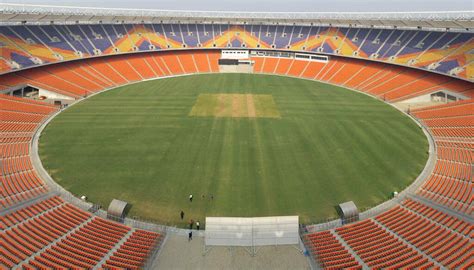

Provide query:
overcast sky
left=1, top=0, right=472, bottom=12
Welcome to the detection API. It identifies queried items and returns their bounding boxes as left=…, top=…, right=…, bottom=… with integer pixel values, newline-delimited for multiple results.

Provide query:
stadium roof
left=0, top=3, right=473, bottom=31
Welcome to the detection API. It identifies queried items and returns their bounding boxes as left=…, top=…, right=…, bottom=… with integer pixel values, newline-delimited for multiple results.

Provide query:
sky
left=1, top=0, right=472, bottom=12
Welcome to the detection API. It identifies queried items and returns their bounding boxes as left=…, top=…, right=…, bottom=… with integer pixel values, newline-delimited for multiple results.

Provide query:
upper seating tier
left=0, top=24, right=472, bottom=81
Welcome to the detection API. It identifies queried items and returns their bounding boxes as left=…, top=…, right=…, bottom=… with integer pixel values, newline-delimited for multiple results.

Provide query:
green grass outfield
left=39, top=73, right=428, bottom=227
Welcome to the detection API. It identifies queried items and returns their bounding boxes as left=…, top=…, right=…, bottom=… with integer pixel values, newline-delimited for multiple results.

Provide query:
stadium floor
left=152, top=234, right=310, bottom=270
left=39, top=73, right=428, bottom=226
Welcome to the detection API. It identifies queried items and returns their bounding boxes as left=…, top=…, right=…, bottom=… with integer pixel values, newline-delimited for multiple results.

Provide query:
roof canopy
left=0, top=3, right=472, bottom=31
left=107, top=199, right=128, bottom=219
left=337, top=201, right=359, bottom=223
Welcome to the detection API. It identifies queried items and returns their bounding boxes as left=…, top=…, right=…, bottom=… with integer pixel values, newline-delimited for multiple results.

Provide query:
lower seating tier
left=1, top=197, right=163, bottom=269
left=304, top=198, right=472, bottom=269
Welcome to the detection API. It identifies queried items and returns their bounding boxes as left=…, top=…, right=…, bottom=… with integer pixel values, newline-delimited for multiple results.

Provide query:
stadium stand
left=0, top=51, right=472, bottom=103
left=412, top=101, right=474, bottom=216
left=0, top=95, right=56, bottom=208
left=1, top=50, right=472, bottom=268
left=1, top=197, right=163, bottom=269
left=102, top=230, right=162, bottom=270
left=0, top=7, right=472, bottom=268
left=303, top=231, right=362, bottom=269
left=336, top=219, right=434, bottom=269
left=1, top=24, right=472, bottom=80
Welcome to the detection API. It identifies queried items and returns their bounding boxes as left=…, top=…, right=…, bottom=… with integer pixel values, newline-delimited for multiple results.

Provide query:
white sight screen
left=205, top=216, right=299, bottom=247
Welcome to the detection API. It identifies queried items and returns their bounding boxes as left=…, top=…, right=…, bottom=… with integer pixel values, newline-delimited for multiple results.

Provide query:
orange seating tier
left=1, top=50, right=472, bottom=269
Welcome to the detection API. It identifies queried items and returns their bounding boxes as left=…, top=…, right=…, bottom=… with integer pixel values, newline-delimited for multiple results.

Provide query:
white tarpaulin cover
left=205, top=216, right=299, bottom=246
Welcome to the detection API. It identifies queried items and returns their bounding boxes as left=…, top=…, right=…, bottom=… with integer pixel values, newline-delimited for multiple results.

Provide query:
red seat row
left=376, top=204, right=472, bottom=269
left=102, top=230, right=162, bottom=270
left=335, top=219, right=433, bottom=269
left=1, top=196, right=163, bottom=269
left=304, top=231, right=362, bottom=269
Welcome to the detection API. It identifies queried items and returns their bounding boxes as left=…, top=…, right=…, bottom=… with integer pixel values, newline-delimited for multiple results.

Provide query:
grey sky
left=2, top=0, right=473, bottom=12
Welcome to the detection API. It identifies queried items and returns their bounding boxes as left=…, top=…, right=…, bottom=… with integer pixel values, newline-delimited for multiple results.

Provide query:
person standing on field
left=196, top=220, right=200, bottom=230
left=189, top=194, right=193, bottom=202
left=188, top=231, right=192, bottom=241
left=180, top=210, right=184, bottom=220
